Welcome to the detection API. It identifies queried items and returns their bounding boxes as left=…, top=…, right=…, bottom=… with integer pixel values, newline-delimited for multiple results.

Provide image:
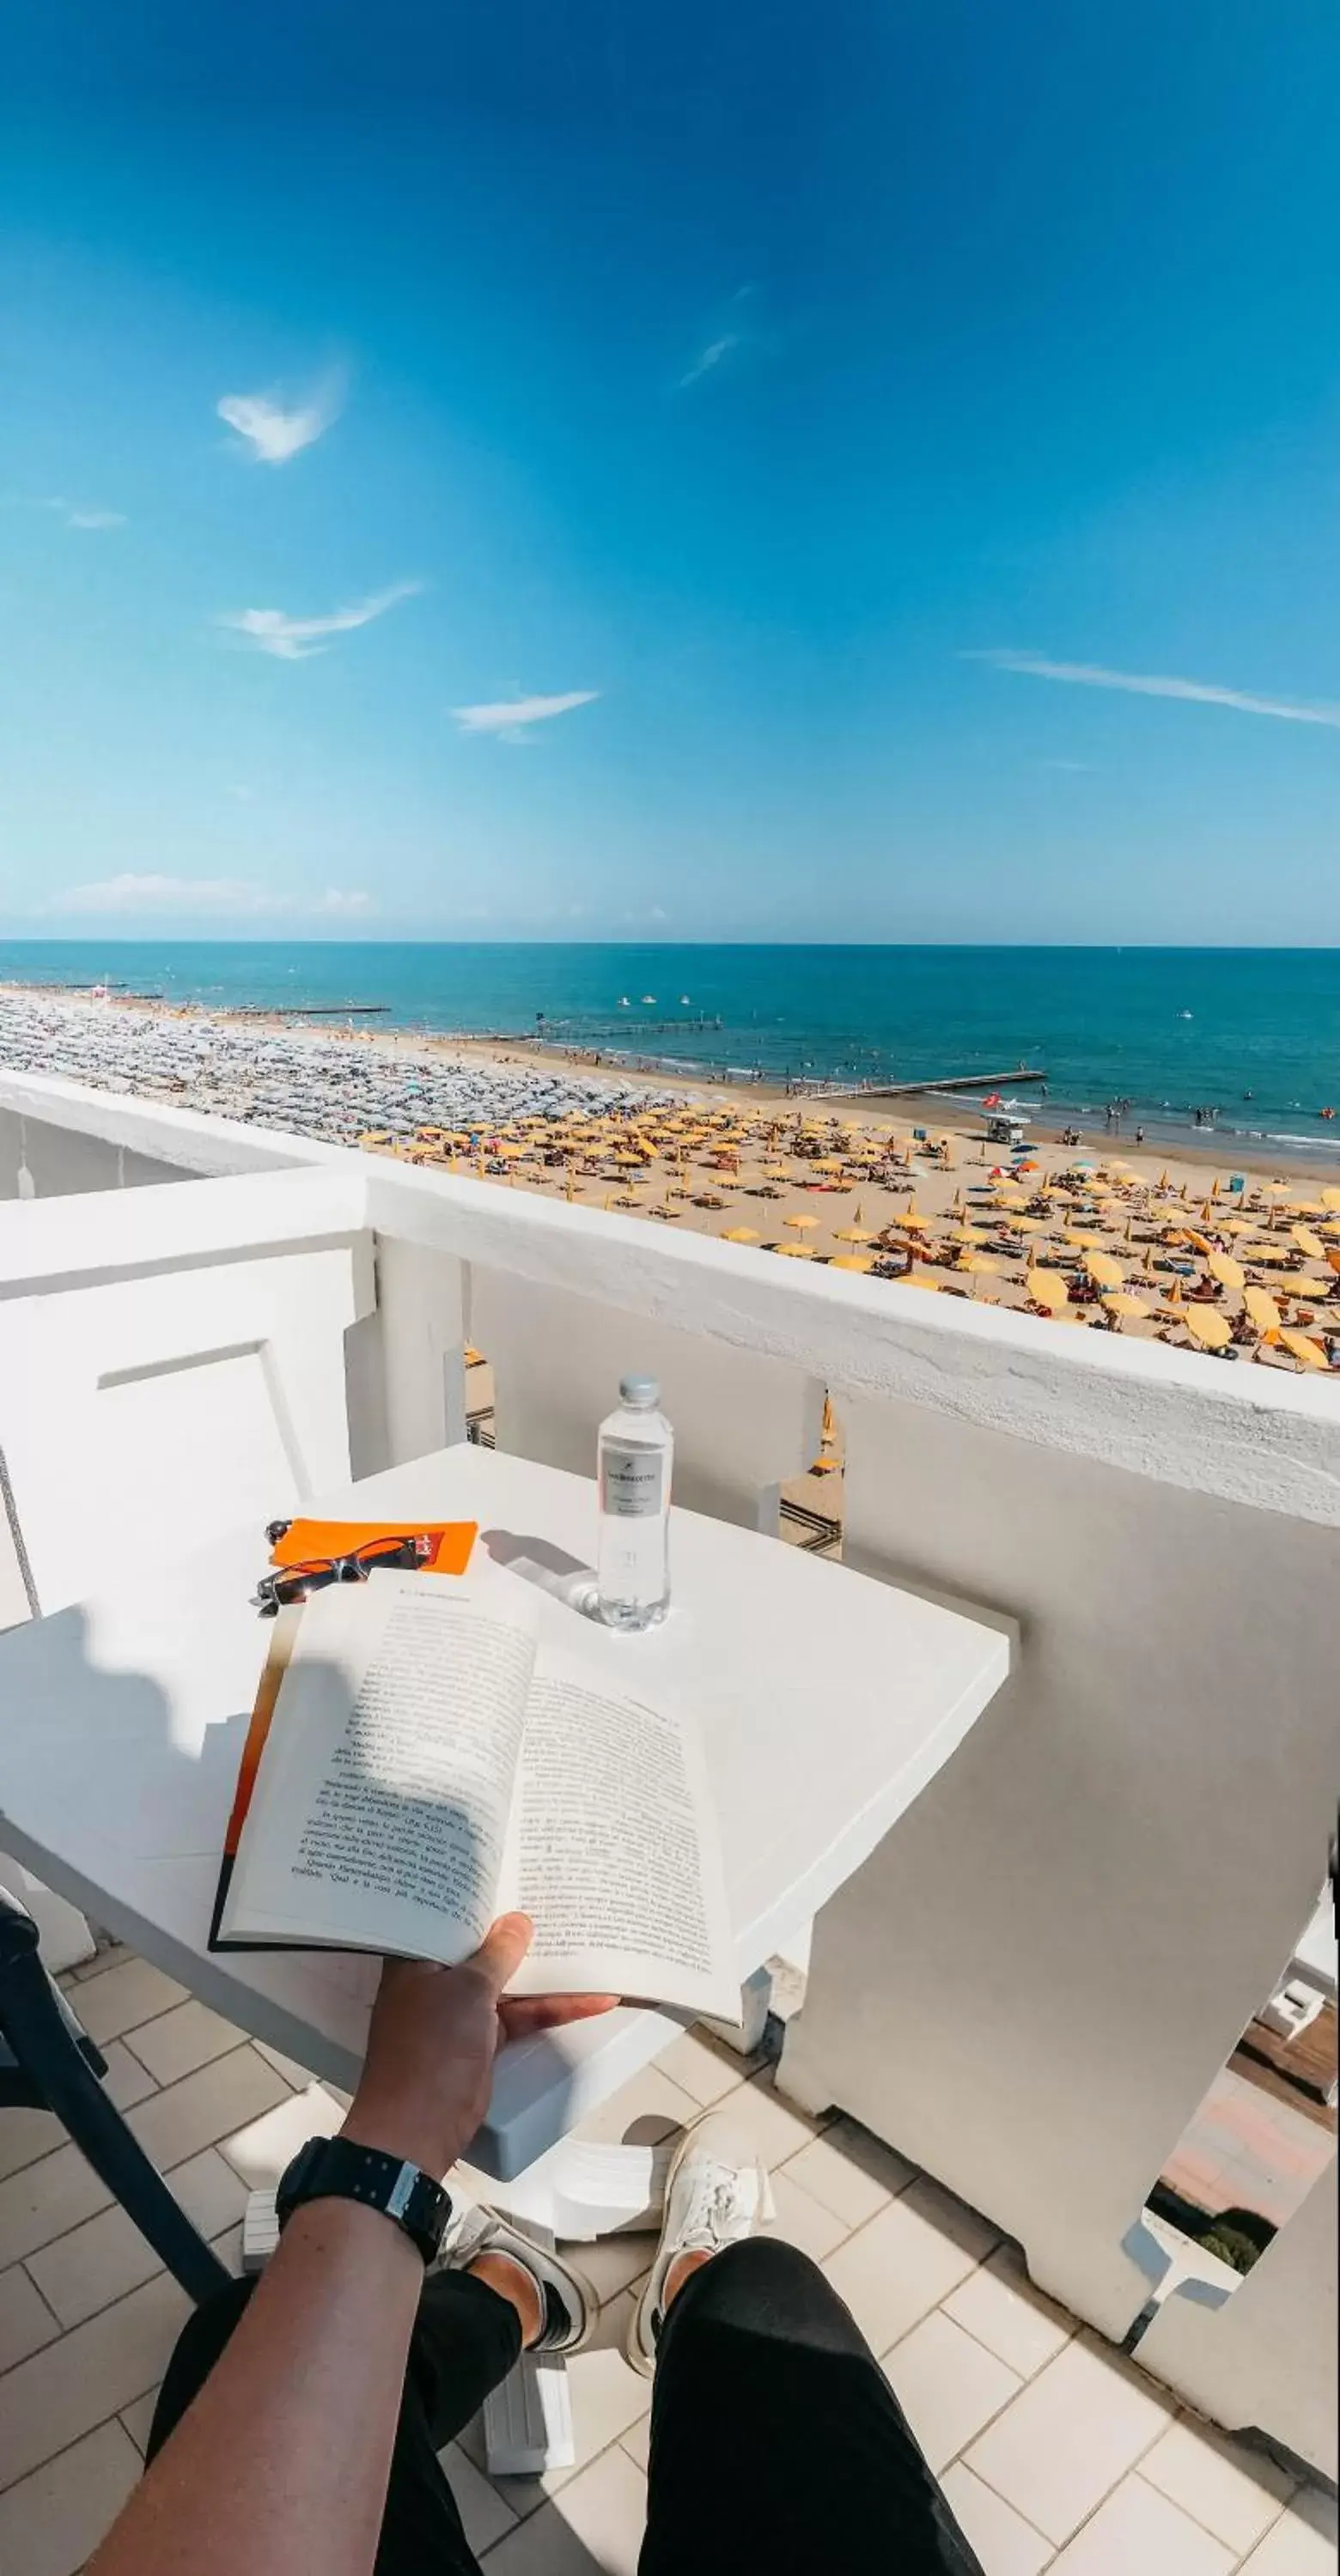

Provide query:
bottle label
left=600, top=1445, right=665, bottom=1518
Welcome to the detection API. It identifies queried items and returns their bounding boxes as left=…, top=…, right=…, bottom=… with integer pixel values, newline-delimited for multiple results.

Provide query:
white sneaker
left=437, top=2197, right=597, bottom=2356
left=626, top=2117, right=774, bottom=2375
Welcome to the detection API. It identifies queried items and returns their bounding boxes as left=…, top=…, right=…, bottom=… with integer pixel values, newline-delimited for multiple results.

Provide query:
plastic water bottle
left=597, top=1376, right=673, bottom=1630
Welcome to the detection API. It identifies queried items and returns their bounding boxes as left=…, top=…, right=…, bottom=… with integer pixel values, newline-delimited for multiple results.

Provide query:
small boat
left=1179, top=1010, right=1193, bottom=1020
left=618, top=996, right=630, bottom=1007
left=679, top=994, right=691, bottom=1005
left=642, top=994, right=656, bottom=1005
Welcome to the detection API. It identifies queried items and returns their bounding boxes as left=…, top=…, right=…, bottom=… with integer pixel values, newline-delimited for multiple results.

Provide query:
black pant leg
left=639, top=2239, right=985, bottom=2576
left=147, top=2269, right=521, bottom=2576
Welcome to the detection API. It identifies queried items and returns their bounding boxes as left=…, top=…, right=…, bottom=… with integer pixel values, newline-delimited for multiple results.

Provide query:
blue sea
left=3, top=941, right=1340, bottom=1158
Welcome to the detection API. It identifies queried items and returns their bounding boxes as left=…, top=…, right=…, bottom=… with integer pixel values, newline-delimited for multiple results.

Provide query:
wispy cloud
left=217, top=372, right=344, bottom=465
left=3, top=495, right=127, bottom=530
left=678, top=332, right=740, bottom=391
left=219, top=580, right=422, bottom=660
left=451, top=690, right=599, bottom=743
left=967, top=649, right=1340, bottom=732
left=46, top=874, right=372, bottom=920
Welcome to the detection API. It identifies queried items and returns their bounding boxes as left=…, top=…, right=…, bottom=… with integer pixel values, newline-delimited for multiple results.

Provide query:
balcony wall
left=0, top=1063, right=1335, bottom=2475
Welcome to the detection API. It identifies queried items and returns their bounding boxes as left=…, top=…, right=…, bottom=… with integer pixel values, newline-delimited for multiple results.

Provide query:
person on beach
left=89, top=1917, right=985, bottom=2576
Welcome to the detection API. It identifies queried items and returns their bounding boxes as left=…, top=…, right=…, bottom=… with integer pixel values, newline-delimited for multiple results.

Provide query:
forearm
left=88, top=2197, right=423, bottom=2576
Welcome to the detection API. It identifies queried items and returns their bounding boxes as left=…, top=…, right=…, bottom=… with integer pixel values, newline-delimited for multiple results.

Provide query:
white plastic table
left=0, top=1443, right=1009, bottom=2175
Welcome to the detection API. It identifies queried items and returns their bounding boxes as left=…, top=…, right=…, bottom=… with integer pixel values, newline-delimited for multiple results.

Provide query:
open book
left=210, top=1571, right=737, bottom=2020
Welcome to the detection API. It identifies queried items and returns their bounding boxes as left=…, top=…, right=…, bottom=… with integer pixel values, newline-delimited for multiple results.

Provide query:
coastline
left=3, top=971, right=1339, bottom=1189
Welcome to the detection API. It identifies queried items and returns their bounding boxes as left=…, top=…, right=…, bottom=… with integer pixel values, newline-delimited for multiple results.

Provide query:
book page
left=222, top=1572, right=539, bottom=1961
left=497, top=1651, right=738, bottom=2019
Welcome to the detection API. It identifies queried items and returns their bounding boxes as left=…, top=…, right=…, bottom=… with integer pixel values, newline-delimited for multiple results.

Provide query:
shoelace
left=681, top=2166, right=744, bottom=2252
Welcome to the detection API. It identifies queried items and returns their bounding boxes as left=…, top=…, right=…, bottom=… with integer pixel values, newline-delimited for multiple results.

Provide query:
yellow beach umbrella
left=1322, top=1187, right=1340, bottom=1212
left=1064, top=1230, right=1104, bottom=1250
left=722, top=1225, right=760, bottom=1243
left=1026, top=1268, right=1069, bottom=1312
left=1281, top=1327, right=1328, bottom=1370
left=1105, top=1292, right=1154, bottom=1320
left=1185, top=1307, right=1231, bottom=1349
left=1293, top=1225, right=1325, bottom=1258
left=830, top=1254, right=875, bottom=1273
left=1207, top=1251, right=1246, bottom=1291
left=835, top=1225, right=877, bottom=1243
left=774, top=1241, right=816, bottom=1259
left=1086, top=1251, right=1124, bottom=1290
left=1244, top=1286, right=1282, bottom=1333
left=784, top=1212, right=819, bottom=1231
left=960, top=1253, right=1000, bottom=1275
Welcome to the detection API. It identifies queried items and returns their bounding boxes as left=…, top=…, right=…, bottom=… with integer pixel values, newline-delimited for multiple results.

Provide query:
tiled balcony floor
left=1, top=1946, right=1334, bottom=2575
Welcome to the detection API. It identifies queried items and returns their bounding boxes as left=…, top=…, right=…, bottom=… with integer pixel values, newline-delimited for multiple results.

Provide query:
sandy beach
left=3, top=978, right=1339, bottom=1377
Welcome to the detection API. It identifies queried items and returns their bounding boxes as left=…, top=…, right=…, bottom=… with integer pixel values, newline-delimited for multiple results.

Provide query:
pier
left=795, top=1066, right=1047, bottom=1100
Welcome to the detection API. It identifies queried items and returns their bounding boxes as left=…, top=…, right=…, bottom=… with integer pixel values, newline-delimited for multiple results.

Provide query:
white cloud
left=968, top=649, right=1340, bottom=731
left=3, top=495, right=127, bottom=529
left=217, top=373, right=344, bottom=465
left=46, top=875, right=372, bottom=920
left=219, top=580, right=422, bottom=660
left=451, top=690, right=599, bottom=742
left=678, top=332, right=740, bottom=391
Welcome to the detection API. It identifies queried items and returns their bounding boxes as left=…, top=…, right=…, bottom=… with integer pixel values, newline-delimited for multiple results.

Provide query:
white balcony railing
left=1, top=1065, right=1336, bottom=2479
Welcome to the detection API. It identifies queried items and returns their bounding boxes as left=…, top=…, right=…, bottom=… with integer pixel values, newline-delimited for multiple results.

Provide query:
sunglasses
left=253, top=1530, right=436, bottom=1616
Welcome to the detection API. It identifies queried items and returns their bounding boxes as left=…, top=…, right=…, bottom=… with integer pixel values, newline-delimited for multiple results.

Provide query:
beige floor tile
left=0, top=2108, right=65, bottom=2184
left=713, top=2068, right=821, bottom=2171
left=765, top=2168, right=851, bottom=2265
left=123, top=1999, right=248, bottom=2088
left=823, top=2175, right=997, bottom=2354
left=1240, top=2487, right=1339, bottom=2573
left=653, top=2028, right=749, bottom=2109
left=26, top=2148, right=249, bottom=2329
left=0, top=2266, right=192, bottom=2488
left=965, top=2330, right=1173, bottom=2546
left=1051, top=2474, right=1234, bottom=2573
left=98, top=2038, right=162, bottom=2112
left=217, top=2079, right=347, bottom=2188
left=484, top=2445, right=647, bottom=2574
left=439, top=2440, right=519, bottom=2556
left=72, top=1957, right=187, bottom=2045
left=253, top=2038, right=317, bottom=2087
left=0, top=2263, right=61, bottom=2372
left=783, top=2116, right=917, bottom=2230
left=551, top=2441, right=648, bottom=2576
left=125, top=2045, right=291, bottom=2172
left=0, top=2141, right=113, bottom=2269
left=884, top=2310, right=1022, bottom=2474
left=572, top=2065, right=697, bottom=2150
left=940, top=2465, right=1053, bottom=2576
left=119, top=2390, right=159, bottom=2454
left=619, top=2415, right=651, bottom=2473
left=943, top=2242, right=1077, bottom=2379
left=1139, top=2417, right=1295, bottom=2555
left=0, top=2418, right=143, bottom=2576
left=568, top=2227, right=654, bottom=2308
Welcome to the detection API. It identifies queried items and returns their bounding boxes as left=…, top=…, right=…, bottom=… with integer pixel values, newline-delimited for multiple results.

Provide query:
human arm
left=88, top=1917, right=615, bottom=2576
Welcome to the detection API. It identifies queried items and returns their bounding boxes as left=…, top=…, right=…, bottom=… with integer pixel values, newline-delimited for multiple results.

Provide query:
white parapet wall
left=0, top=1065, right=1336, bottom=2469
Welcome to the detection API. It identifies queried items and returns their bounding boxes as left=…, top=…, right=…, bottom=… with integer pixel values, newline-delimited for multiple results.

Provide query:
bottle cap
left=619, top=1375, right=660, bottom=1407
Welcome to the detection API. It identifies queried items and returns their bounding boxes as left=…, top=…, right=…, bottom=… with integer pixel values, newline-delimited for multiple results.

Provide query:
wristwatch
left=275, top=2136, right=453, bottom=2266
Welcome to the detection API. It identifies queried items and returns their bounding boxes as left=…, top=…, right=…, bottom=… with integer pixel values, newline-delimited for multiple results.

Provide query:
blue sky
left=3, top=0, right=1340, bottom=943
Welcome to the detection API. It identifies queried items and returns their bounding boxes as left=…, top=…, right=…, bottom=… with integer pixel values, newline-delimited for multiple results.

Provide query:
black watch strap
left=275, top=2136, right=452, bottom=2266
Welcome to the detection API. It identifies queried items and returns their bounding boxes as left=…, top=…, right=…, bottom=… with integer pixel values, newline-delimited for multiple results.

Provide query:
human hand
left=340, top=1916, right=618, bottom=2178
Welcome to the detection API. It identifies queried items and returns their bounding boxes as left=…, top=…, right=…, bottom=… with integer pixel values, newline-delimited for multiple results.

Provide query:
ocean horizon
left=3, top=939, right=1339, bottom=1157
